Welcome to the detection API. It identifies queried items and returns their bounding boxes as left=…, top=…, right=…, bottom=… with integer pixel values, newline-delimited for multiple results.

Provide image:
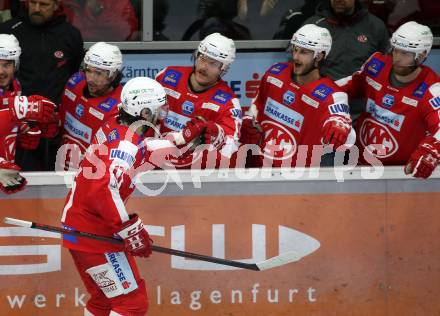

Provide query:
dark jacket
left=0, top=11, right=84, bottom=103
left=304, top=0, right=389, bottom=80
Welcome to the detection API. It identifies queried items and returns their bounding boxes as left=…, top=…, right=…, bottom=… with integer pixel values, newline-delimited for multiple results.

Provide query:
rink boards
left=0, top=167, right=439, bottom=316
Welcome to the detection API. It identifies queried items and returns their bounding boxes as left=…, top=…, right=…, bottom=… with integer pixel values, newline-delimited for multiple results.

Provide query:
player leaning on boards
left=337, top=21, right=440, bottom=178
left=156, top=32, right=242, bottom=169
left=240, top=24, right=355, bottom=167
left=58, top=42, right=124, bottom=170
left=0, top=34, right=57, bottom=194
left=61, top=77, right=176, bottom=316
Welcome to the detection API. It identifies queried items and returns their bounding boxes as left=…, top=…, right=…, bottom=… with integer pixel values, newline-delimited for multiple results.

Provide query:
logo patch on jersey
left=261, top=120, right=297, bottom=160
left=64, top=112, right=92, bottom=144
left=429, top=96, right=440, bottom=110
left=211, top=90, right=232, bottom=104
left=64, top=89, right=76, bottom=101
left=231, top=108, right=242, bottom=119
left=366, top=99, right=405, bottom=131
left=182, top=101, right=194, bottom=115
left=357, top=34, right=368, bottom=43
left=413, top=82, right=428, bottom=98
left=162, top=69, right=182, bottom=87
left=366, top=57, right=385, bottom=77
left=164, top=87, right=181, bottom=99
left=98, top=98, right=118, bottom=112
left=164, top=111, right=192, bottom=131
left=110, top=149, right=136, bottom=166
left=75, top=104, right=84, bottom=118
left=269, top=63, right=288, bottom=75
left=360, top=118, right=398, bottom=158
left=312, top=84, right=333, bottom=100
left=267, top=76, right=283, bottom=88
left=283, top=91, right=295, bottom=106
left=328, top=103, right=350, bottom=115
left=382, top=94, right=394, bottom=108
left=202, top=102, right=220, bottom=112
left=67, top=72, right=84, bottom=88
left=401, top=96, right=418, bottom=107
left=301, top=94, right=319, bottom=108
left=107, top=129, right=120, bottom=143
left=105, top=253, right=138, bottom=294
left=89, top=107, right=105, bottom=120
left=264, top=97, right=304, bottom=132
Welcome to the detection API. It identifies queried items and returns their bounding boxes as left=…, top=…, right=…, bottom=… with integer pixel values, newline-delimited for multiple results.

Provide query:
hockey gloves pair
left=0, top=160, right=27, bottom=194
left=117, top=214, right=152, bottom=258
left=405, top=136, right=440, bottom=179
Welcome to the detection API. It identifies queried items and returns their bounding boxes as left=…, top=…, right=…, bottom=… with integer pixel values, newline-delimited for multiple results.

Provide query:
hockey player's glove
left=202, top=121, right=225, bottom=148
left=167, top=117, right=207, bottom=146
left=321, top=116, right=352, bottom=150
left=17, top=124, right=41, bottom=150
left=0, top=160, right=27, bottom=194
left=239, top=116, right=262, bottom=145
left=116, top=214, right=152, bottom=258
left=39, top=112, right=60, bottom=138
left=8, top=95, right=56, bottom=123
left=405, top=136, right=440, bottom=179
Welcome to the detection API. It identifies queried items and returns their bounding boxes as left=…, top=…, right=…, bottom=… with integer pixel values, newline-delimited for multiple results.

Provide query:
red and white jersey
left=61, top=116, right=170, bottom=253
left=337, top=52, right=440, bottom=165
left=59, top=72, right=122, bottom=155
left=252, top=62, right=351, bottom=167
left=156, top=66, right=241, bottom=168
left=0, top=78, right=22, bottom=162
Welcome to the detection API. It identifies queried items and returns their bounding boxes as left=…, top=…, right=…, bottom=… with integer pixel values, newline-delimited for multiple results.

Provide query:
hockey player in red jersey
left=0, top=34, right=56, bottom=193
left=59, top=42, right=124, bottom=170
left=61, top=77, right=175, bottom=315
left=156, top=32, right=242, bottom=168
left=337, top=21, right=440, bottom=178
left=240, top=24, right=355, bottom=167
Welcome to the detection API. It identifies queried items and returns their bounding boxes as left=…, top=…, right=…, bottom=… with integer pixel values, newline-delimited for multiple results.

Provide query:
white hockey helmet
left=390, top=21, right=433, bottom=61
left=84, top=42, right=123, bottom=77
left=0, top=34, right=21, bottom=69
left=290, top=24, right=332, bottom=59
left=197, top=32, right=236, bottom=74
left=120, top=77, right=167, bottom=120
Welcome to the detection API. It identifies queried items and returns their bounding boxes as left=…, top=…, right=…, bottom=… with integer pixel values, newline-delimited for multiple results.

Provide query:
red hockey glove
left=39, top=112, right=60, bottom=138
left=9, top=95, right=56, bottom=123
left=17, top=124, right=41, bottom=150
left=168, top=117, right=207, bottom=146
left=321, top=116, right=352, bottom=150
left=203, top=121, right=225, bottom=149
left=239, top=116, right=262, bottom=145
left=405, top=136, right=440, bottom=179
left=116, top=214, right=152, bottom=258
left=0, top=160, right=27, bottom=194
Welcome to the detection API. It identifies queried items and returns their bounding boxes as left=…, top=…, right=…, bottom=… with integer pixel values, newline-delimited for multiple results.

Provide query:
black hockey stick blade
left=3, top=217, right=302, bottom=271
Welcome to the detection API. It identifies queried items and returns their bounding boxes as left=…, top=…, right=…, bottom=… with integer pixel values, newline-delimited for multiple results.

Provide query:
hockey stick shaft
left=4, top=217, right=265, bottom=270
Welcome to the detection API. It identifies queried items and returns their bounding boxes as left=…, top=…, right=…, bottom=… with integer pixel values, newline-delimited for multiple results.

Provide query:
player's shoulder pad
left=363, top=52, right=386, bottom=78
left=159, top=66, right=183, bottom=88
left=97, top=97, right=119, bottom=113
left=66, top=71, right=85, bottom=89
left=210, top=89, right=233, bottom=105
left=267, top=62, right=289, bottom=75
left=311, top=81, right=334, bottom=101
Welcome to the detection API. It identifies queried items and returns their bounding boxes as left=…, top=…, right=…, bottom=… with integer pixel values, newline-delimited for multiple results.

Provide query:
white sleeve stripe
left=108, top=175, right=129, bottom=223
left=61, top=180, right=77, bottom=223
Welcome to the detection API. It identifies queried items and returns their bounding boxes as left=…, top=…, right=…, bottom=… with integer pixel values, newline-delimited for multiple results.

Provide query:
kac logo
left=382, top=94, right=394, bottom=108
left=75, top=104, right=84, bottom=118
left=283, top=91, right=295, bottom=106
left=182, top=101, right=194, bottom=115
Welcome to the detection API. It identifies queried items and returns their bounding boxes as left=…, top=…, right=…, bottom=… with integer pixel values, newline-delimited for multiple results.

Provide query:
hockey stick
left=3, top=217, right=302, bottom=271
